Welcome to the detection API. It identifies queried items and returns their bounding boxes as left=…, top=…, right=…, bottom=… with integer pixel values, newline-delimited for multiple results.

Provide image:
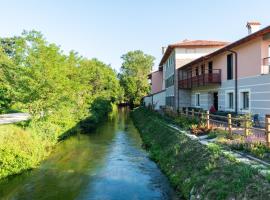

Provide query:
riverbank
left=0, top=108, right=176, bottom=200
left=131, top=107, right=270, bottom=200
left=0, top=103, right=116, bottom=180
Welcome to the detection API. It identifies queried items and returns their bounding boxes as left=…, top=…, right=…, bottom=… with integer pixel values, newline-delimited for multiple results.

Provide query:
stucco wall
left=143, top=96, right=152, bottom=107
left=151, top=71, right=163, bottom=94
left=143, top=91, right=166, bottom=110
left=187, top=37, right=270, bottom=81
left=153, top=90, right=166, bottom=110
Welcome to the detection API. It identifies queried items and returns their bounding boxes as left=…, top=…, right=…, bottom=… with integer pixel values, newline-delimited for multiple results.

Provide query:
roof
left=159, top=40, right=228, bottom=67
left=179, top=24, right=270, bottom=70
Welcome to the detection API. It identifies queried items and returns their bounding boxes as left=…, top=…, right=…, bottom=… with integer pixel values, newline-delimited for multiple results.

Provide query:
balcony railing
left=179, top=69, right=221, bottom=89
left=263, top=57, right=270, bottom=66
left=262, top=57, right=270, bottom=74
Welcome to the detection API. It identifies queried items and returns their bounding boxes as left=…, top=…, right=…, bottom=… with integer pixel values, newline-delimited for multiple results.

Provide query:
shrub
left=0, top=125, right=50, bottom=179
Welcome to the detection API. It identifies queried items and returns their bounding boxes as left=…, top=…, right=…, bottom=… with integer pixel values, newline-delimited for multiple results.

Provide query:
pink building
left=148, top=70, right=163, bottom=94
left=177, top=22, right=270, bottom=119
left=143, top=69, right=166, bottom=110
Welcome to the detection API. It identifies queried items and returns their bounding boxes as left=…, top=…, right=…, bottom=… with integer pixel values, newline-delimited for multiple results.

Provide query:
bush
left=0, top=125, right=51, bottom=179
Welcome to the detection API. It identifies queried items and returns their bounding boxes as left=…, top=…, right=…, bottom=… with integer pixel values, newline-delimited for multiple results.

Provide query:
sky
left=0, top=0, right=269, bottom=71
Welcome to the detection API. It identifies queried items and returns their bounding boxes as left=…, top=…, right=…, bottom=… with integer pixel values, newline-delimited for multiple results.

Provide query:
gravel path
left=0, top=113, right=30, bottom=124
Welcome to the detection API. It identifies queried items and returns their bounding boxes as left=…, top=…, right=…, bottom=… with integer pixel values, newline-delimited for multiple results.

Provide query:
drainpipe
left=178, top=69, right=180, bottom=111
left=228, top=50, right=238, bottom=114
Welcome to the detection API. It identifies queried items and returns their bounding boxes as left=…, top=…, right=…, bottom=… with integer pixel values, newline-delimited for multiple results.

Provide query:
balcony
left=179, top=69, right=221, bottom=89
left=262, top=57, right=270, bottom=74
left=263, top=57, right=270, bottom=66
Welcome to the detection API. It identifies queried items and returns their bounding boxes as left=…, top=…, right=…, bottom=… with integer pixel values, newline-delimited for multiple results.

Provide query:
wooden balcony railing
left=179, top=69, right=221, bottom=89
left=263, top=57, right=270, bottom=66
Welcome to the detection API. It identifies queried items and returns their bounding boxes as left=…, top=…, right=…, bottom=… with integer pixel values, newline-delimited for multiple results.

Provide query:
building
left=143, top=69, right=165, bottom=110
left=159, top=39, right=228, bottom=110
left=177, top=22, right=270, bottom=120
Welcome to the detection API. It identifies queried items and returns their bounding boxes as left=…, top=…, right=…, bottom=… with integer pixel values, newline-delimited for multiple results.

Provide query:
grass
left=0, top=124, right=52, bottom=179
left=131, top=107, right=270, bottom=200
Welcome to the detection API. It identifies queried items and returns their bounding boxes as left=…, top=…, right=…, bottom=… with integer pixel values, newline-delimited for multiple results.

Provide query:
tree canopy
left=119, top=50, right=154, bottom=106
left=0, top=30, right=123, bottom=139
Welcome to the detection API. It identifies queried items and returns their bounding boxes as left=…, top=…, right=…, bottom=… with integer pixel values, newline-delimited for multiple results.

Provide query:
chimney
left=246, top=21, right=261, bottom=35
left=162, top=46, right=167, bottom=54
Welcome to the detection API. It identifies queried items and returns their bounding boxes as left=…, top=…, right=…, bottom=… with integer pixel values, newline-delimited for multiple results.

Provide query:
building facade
left=159, top=40, right=228, bottom=110
left=177, top=22, right=270, bottom=120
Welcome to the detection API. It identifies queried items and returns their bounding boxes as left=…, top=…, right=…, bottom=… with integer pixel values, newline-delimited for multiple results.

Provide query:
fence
left=177, top=108, right=270, bottom=147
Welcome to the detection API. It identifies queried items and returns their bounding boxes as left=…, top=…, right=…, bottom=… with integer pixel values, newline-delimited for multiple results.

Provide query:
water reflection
left=0, top=108, right=177, bottom=200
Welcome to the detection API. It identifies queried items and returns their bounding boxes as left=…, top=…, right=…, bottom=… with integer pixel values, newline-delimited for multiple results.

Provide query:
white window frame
left=225, top=90, right=235, bottom=112
left=239, top=89, right=251, bottom=113
left=195, top=93, right=200, bottom=107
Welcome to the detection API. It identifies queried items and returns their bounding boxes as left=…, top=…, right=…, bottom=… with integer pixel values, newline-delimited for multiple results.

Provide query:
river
left=0, top=108, right=178, bottom=200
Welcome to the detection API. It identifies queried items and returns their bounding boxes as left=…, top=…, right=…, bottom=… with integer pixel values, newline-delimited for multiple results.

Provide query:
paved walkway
left=0, top=113, right=30, bottom=124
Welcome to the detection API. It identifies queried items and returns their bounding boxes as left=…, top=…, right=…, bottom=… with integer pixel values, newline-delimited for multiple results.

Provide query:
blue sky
left=0, top=0, right=269, bottom=71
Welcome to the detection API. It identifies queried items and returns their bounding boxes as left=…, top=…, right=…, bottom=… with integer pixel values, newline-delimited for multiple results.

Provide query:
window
left=166, top=96, right=174, bottom=107
left=195, top=93, right=200, bottom=107
left=208, top=61, right=213, bottom=74
left=228, top=92, right=234, bottom=109
left=201, top=64, right=205, bottom=74
left=227, top=54, right=233, bottom=80
left=165, top=75, right=174, bottom=88
left=195, top=67, right=199, bottom=76
left=242, top=91, right=250, bottom=110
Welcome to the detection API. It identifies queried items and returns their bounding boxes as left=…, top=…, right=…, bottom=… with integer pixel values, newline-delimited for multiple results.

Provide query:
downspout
left=228, top=50, right=238, bottom=114
left=178, top=69, right=180, bottom=111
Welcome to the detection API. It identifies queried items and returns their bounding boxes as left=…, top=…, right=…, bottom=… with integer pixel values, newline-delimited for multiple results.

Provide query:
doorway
left=213, top=92, right=218, bottom=111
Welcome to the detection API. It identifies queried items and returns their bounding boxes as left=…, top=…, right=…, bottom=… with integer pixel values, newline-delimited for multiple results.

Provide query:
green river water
left=0, top=108, right=177, bottom=200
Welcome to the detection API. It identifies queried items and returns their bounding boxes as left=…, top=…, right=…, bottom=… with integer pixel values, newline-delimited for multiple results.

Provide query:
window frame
left=225, top=90, right=235, bottom=111
left=239, top=89, right=251, bottom=113
left=227, top=54, right=233, bottom=80
left=195, top=93, right=200, bottom=107
left=208, top=61, right=213, bottom=74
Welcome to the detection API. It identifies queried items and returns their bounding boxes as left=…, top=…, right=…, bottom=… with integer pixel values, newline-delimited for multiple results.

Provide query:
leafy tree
left=0, top=49, right=13, bottom=113
left=0, top=30, right=122, bottom=139
left=119, top=50, right=154, bottom=106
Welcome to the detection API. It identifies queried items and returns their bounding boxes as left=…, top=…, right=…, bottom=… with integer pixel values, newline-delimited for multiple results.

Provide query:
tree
left=0, top=49, right=13, bottom=113
left=0, top=30, right=123, bottom=140
left=119, top=50, right=154, bottom=106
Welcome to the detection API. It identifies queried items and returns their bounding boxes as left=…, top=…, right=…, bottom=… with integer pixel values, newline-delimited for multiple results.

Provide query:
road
left=0, top=113, right=30, bottom=124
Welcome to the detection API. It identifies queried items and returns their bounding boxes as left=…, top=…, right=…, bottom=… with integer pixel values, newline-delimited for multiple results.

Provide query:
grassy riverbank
left=0, top=103, right=114, bottom=180
left=131, top=107, right=270, bottom=200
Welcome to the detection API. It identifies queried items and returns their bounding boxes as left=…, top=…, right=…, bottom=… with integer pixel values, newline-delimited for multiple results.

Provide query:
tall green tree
left=0, top=30, right=122, bottom=140
left=119, top=50, right=154, bottom=106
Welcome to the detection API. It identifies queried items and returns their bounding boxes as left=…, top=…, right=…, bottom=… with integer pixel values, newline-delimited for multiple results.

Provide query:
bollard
left=265, top=115, right=270, bottom=147
left=228, top=114, right=232, bottom=136
left=206, top=111, right=210, bottom=129
left=192, top=109, right=194, bottom=119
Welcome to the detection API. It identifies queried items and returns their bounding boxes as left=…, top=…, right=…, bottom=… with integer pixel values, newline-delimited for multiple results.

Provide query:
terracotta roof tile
left=171, top=40, right=228, bottom=47
left=159, top=40, right=228, bottom=66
